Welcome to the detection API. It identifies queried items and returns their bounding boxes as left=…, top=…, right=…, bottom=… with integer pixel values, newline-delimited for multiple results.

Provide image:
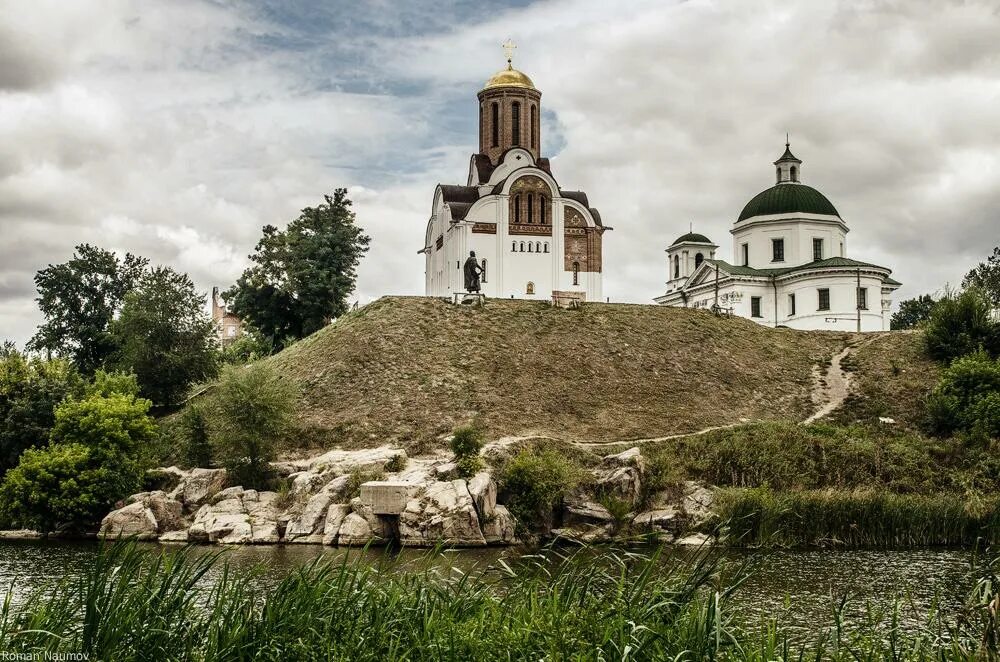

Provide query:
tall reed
left=717, top=487, right=1000, bottom=548
left=0, top=541, right=996, bottom=660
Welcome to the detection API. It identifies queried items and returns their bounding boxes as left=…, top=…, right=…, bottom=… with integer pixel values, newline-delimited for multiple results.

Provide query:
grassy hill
left=259, top=296, right=939, bottom=453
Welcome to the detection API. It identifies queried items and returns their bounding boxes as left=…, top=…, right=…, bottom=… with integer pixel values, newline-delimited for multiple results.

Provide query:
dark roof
left=774, top=143, right=802, bottom=164
left=703, top=256, right=891, bottom=279
left=473, top=154, right=495, bottom=183
left=536, top=158, right=552, bottom=175
left=439, top=185, right=479, bottom=205
left=448, top=203, right=472, bottom=220
left=883, top=277, right=902, bottom=287
left=589, top=208, right=603, bottom=227
left=561, top=190, right=589, bottom=207
left=737, top=183, right=839, bottom=222
left=671, top=232, right=713, bottom=246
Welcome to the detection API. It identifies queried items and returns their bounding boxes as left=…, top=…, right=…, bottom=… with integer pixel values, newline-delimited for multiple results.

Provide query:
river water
left=0, top=541, right=985, bottom=638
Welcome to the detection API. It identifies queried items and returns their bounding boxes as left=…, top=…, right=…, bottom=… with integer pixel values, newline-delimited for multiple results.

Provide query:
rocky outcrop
left=169, top=468, right=228, bottom=511
left=337, top=498, right=393, bottom=546
left=101, top=491, right=184, bottom=540
left=399, top=479, right=486, bottom=547
left=187, top=488, right=281, bottom=544
left=482, top=505, right=517, bottom=545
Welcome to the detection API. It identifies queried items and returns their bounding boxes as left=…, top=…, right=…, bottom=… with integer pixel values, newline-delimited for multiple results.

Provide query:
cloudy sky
left=2, top=0, right=998, bottom=346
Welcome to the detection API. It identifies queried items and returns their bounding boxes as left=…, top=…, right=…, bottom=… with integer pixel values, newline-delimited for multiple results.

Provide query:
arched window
left=527, top=194, right=534, bottom=223
left=539, top=198, right=546, bottom=225
left=481, top=259, right=487, bottom=283
left=514, top=195, right=521, bottom=223
left=526, top=281, right=535, bottom=295
left=528, top=243, right=533, bottom=253
left=573, top=261, right=580, bottom=286
left=543, top=242, right=549, bottom=253
left=776, top=166, right=782, bottom=183
left=673, top=255, right=680, bottom=279
left=511, top=102, right=521, bottom=145
left=520, top=242, right=525, bottom=252
left=512, top=241, right=516, bottom=252
left=695, top=253, right=704, bottom=268
left=491, top=103, right=499, bottom=147
left=530, top=105, right=537, bottom=150
left=790, top=165, right=798, bottom=182
left=536, top=241, right=541, bottom=252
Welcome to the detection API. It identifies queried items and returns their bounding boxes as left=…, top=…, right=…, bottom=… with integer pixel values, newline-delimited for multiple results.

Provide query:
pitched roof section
left=439, top=185, right=479, bottom=220
left=703, top=256, right=893, bottom=279
left=737, top=184, right=840, bottom=222
left=774, top=144, right=802, bottom=164
left=561, top=190, right=590, bottom=207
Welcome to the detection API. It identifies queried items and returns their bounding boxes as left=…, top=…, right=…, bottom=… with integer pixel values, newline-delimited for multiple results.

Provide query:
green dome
left=671, top=232, right=713, bottom=246
left=737, top=184, right=840, bottom=222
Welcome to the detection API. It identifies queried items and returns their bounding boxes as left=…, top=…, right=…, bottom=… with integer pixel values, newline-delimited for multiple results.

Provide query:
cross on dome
left=502, top=38, right=517, bottom=69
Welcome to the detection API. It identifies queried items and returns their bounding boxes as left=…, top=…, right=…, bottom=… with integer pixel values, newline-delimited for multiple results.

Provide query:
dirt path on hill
left=493, top=335, right=887, bottom=451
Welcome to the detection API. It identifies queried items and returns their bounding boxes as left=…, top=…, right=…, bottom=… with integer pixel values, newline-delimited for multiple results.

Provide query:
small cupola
left=774, top=137, right=802, bottom=184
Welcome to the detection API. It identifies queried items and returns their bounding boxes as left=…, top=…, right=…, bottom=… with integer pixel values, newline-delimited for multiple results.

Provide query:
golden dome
left=483, top=65, right=536, bottom=90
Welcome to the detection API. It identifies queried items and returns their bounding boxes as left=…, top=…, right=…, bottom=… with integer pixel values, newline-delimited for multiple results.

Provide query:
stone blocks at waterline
left=360, top=481, right=412, bottom=515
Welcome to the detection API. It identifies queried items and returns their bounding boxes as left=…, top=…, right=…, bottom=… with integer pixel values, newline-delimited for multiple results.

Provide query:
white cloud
left=1, top=0, right=998, bottom=347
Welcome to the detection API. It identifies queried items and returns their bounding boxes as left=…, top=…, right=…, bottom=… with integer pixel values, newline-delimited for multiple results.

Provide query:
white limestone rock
left=159, top=529, right=190, bottom=543
left=186, top=491, right=281, bottom=544
left=562, top=491, right=614, bottom=527
left=169, top=468, right=228, bottom=510
left=675, top=532, right=712, bottom=546
left=467, top=472, right=496, bottom=520
left=632, top=508, right=680, bottom=541
left=482, top=504, right=517, bottom=545
left=322, top=504, right=351, bottom=545
left=100, top=502, right=159, bottom=540
left=398, top=479, right=486, bottom=547
left=289, top=446, right=407, bottom=475
left=285, top=490, right=336, bottom=541
left=681, top=482, right=714, bottom=522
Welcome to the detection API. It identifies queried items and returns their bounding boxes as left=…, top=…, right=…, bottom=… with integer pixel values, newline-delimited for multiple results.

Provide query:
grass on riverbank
left=641, top=421, right=1000, bottom=497
left=716, top=487, right=1000, bottom=548
left=1, top=542, right=999, bottom=660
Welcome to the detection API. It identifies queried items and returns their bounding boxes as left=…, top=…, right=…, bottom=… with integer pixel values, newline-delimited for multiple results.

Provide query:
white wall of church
left=732, top=217, right=847, bottom=268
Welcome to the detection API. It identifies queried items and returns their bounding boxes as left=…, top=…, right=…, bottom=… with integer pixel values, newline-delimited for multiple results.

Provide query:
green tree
left=890, top=294, right=936, bottom=330
left=927, top=350, right=1000, bottom=440
left=0, top=371, right=156, bottom=532
left=109, top=267, right=218, bottom=405
left=178, top=403, right=213, bottom=468
left=212, top=364, right=297, bottom=489
left=219, top=323, right=272, bottom=365
left=0, top=350, right=84, bottom=476
left=925, top=288, right=1000, bottom=362
left=964, top=246, right=1000, bottom=308
left=29, top=245, right=148, bottom=374
left=224, top=190, right=371, bottom=352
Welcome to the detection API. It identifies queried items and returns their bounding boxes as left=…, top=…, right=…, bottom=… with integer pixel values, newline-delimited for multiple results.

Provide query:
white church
left=654, top=143, right=901, bottom=331
left=421, top=47, right=607, bottom=302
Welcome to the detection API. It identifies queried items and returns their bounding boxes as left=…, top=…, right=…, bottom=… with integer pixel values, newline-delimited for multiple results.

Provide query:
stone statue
left=463, top=251, right=483, bottom=293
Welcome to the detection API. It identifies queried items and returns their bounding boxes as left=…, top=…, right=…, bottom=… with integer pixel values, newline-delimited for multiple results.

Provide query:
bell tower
left=477, top=40, right=542, bottom=164
left=774, top=136, right=802, bottom=184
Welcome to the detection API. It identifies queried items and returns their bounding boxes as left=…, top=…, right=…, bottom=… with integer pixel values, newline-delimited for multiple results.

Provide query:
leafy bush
left=0, top=374, right=156, bottom=532
left=927, top=350, right=1000, bottom=439
left=0, top=351, right=83, bottom=476
left=450, top=426, right=484, bottom=458
left=925, top=287, right=1000, bottom=363
left=212, top=364, right=298, bottom=490
left=498, top=449, right=582, bottom=533
left=178, top=404, right=213, bottom=468
left=450, top=426, right=485, bottom=478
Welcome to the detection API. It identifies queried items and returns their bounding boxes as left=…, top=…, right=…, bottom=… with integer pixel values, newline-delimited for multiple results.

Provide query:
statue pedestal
left=551, top=290, right=586, bottom=309
left=453, top=292, right=485, bottom=307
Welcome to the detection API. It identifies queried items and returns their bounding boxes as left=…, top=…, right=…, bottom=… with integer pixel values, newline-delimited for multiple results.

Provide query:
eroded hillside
left=258, top=296, right=938, bottom=452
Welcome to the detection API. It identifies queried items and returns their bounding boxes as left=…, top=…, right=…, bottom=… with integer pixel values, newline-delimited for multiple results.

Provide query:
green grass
left=1, top=541, right=998, bottom=660
left=717, top=487, right=1000, bottom=548
left=643, top=421, right=1000, bottom=496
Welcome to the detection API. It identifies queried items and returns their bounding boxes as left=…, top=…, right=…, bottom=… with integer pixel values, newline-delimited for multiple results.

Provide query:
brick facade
left=478, top=87, right=542, bottom=164
left=564, top=208, right=603, bottom=273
